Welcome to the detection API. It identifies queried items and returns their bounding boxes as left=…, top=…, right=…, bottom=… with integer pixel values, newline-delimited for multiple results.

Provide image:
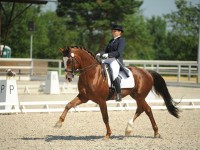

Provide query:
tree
left=123, top=14, right=154, bottom=60
left=164, top=0, right=200, bottom=60
left=3, top=4, right=41, bottom=58
left=33, top=11, right=68, bottom=59
left=146, top=16, right=168, bottom=60
left=1, top=3, right=68, bottom=59
left=56, top=0, right=143, bottom=52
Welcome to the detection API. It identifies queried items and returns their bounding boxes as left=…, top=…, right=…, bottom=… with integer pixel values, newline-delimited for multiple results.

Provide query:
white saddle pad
left=106, top=67, right=135, bottom=88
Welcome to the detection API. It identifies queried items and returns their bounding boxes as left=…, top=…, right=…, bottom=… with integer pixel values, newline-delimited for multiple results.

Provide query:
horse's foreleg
left=125, top=108, right=143, bottom=136
left=99, top=100, right=111, bottom=139
left=54, top=96, right=82, bottom=128
left=143, top=101, right=161, bottom=138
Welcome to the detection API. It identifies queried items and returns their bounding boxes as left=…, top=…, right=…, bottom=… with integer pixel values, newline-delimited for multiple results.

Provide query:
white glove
left=102, top=53, right=108, bottom=59
left=96, top=53, right=100, bottom=57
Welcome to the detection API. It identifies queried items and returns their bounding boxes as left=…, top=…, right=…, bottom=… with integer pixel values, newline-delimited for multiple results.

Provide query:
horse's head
left=60, top=46, right=99, bottom=82
left=59, top=47, right=81, bottom=82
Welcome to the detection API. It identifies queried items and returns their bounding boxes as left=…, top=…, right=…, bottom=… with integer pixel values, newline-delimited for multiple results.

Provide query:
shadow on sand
left=19, top=134, right=157, bottom=142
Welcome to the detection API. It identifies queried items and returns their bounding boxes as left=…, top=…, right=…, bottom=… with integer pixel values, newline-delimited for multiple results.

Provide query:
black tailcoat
left=101, top=37, right=125, bottom=64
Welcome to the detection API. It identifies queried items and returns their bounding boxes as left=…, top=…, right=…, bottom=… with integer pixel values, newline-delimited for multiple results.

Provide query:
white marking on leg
left=125, top=118, right=134, bottom=136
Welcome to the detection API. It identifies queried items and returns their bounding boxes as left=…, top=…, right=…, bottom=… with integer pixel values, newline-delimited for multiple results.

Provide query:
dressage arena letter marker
left=10, top=85, right=14, bottom=94
left=0, top=80, right=19, bottom=110
left=1, top=85, right=5, bottom=93
left=44, top=71, right=60, bottom=94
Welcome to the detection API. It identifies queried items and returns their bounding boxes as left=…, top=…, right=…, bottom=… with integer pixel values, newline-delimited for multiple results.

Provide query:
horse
left=54, top=46, right=179, bottom=139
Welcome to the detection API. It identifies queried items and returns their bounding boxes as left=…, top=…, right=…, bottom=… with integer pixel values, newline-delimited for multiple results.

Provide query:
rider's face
left=111, top=30, right=121, bottom=38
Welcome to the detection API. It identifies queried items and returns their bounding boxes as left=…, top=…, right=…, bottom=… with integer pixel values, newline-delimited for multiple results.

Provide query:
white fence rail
left=0, top=99, right=200, bottom=114
left=124, top=60, right=198, bottom=82
left=0, top=58, right=198, bottom=83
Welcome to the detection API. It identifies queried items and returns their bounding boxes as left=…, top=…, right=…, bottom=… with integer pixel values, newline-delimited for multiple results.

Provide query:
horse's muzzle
left=65, top=73, right=73, bottom=82
left=68, top=78, right=72, bottom=82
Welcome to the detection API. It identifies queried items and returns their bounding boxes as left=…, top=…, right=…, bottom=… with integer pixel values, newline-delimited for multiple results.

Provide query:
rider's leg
left=103, top=58, right=121, bottom=101
left=113, top=77, right=121, bottom=101
left=109, top=59, right=121, bottom=101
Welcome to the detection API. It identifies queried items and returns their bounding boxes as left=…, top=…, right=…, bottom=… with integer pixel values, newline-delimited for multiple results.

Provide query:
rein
left=76, top=62, right=99, bottom=74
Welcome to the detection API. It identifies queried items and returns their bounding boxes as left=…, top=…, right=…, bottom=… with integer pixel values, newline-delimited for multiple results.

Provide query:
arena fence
left=0, top=99, right=200, bottom=114
left=0, top=58, right=198, bottom=83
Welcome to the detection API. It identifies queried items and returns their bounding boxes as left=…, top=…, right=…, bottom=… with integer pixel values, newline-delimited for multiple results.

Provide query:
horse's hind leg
left=54, top=96, right=83, bottom=128
left=125, top=109, right=142, bottom=136
left=143, top=101, right=161, bottom=138
left=125, top=105, right=144, bottom=136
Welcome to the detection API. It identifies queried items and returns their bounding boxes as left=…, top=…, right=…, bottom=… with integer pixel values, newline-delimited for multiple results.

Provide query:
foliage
left=123, top=14, right=154, bottom=59
left=33, top=12, right=67, bottom=59
left=1, top=4, right=41, bottom=58
left=0, top=0, right=199, bottom=61
left=1, top=4, right=67, bottom=59
left=164, top=0, right=200, bottom=60
left=56, top=0, right=143, bottom=51
left=146, top=16, right=168, bottom=60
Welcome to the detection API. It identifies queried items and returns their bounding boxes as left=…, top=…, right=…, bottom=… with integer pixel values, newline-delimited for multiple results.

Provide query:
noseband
left=64, top=53, right=77, bottom=77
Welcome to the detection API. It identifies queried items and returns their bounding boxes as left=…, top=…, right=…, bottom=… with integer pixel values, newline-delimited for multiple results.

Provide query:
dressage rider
left=96, top=24, right=125, bottom=102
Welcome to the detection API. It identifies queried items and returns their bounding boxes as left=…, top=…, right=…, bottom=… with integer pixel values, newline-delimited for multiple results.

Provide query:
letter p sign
left=0, top=80, right=19, bottom=105
left=10, top=85, right=14, bottom=94
left=1, top=85, right=5, bottom=93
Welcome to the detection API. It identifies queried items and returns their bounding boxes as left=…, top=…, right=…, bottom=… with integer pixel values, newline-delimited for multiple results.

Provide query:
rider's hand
left=96, top=53, right=100, bottom=57
left=102, top=53, right=108, bottom=59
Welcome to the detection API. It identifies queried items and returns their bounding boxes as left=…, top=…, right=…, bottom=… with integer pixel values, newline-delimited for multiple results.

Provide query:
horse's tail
left=148, top=70, right=180, bottom=118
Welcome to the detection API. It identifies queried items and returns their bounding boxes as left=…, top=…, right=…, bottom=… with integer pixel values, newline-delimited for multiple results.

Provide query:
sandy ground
left=0, top=110, right=200, bottom=150
left=1, top=79, right=200, bottom=149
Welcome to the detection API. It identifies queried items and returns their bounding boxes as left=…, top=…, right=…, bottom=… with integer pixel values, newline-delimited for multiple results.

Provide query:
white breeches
left=102, top=58, right=120, bottom=81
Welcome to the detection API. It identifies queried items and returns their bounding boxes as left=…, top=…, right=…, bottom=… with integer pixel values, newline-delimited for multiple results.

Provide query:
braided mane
left=70, top=46, right=97, bottom=60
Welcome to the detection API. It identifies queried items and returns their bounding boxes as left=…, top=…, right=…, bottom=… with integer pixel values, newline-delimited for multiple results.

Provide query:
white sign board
left=0, top=80, right=19, bottom=110
left=44, top=71, right=60, bottom=94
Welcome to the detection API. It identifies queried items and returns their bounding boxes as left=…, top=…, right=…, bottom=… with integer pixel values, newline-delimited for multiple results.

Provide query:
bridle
left=64, top=53, right=76, bottom=76
left=63, top=52, right=98, bottom=77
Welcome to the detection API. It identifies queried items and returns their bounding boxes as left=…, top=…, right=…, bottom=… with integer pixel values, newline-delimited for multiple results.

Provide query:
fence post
left=143, top=64, right=146, bottom=69
left=188, top=65, right=191, bottom=81
left=197, top=12, right=200, bottom=83
left=156, top=64, right=159, bottom=73
left=59, top=60, right=62, bottom=76
left=177, top=64, right=181, bottom=82
left=30, top=59, right=33, bottom=76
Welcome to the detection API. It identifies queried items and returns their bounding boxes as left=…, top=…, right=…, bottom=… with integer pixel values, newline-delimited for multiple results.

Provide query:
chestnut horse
left=55, top=46, right=179, bottom=139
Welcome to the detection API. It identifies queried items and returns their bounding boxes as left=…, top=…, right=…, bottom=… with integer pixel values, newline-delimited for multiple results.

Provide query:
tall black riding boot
left=114, top=77, right=122, bottom=102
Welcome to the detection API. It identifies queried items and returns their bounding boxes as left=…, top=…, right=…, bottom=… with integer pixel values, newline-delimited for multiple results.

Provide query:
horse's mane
left=69, top=46, right=99, bottom=62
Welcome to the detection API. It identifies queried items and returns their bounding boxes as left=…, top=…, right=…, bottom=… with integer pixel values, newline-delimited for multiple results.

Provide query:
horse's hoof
left=54, top=122, right=62, bottom=128
left=102, top=133, right=111, bottom=140
left=125, top=130, right=132, bottom=136
left=154, top=133, right=162, bottom=138
left=125, top=120, right=133, bottom=136
left=103, top=136, right=110, bottom=140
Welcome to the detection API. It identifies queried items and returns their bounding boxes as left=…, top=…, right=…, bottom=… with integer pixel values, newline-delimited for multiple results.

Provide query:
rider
left=96, top=24, right=125, bottom=102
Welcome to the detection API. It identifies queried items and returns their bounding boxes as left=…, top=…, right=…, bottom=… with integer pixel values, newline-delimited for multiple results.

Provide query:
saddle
left=101, top=63, right=135, bottom=100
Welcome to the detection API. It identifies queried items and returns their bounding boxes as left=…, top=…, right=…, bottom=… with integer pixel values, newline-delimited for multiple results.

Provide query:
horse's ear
left=59, top=48, right=64, bottom=52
